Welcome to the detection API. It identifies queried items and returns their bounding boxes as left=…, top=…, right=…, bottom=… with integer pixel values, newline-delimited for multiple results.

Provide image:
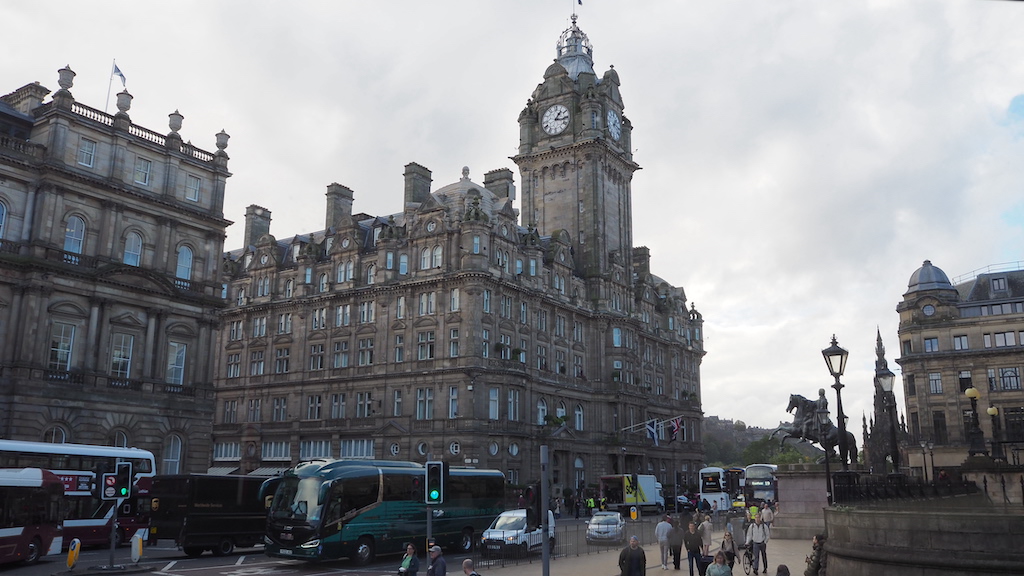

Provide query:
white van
left=479, top=509, right=556, bottom=557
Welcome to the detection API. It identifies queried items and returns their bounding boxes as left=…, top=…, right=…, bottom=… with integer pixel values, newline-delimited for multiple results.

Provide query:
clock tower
left=513, top=15, right=639, bottom=308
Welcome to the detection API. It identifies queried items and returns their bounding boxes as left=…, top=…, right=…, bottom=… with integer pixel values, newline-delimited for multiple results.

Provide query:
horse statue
left=769, top=393, right=858, bottom=466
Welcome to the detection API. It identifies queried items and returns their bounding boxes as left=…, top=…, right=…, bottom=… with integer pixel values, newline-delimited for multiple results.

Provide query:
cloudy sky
left=6, top=1, right=1024, bottom=435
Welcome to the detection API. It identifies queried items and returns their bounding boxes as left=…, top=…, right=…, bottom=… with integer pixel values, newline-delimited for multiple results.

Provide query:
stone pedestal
left=773, top=463, right=828, bottom=539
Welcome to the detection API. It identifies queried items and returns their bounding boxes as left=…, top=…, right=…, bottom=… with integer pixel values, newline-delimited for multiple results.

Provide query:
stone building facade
left=0, top=66, right=231, bottom=473
left=896, top=259, right=1024, bottom=476
left=214, top=17, right=706, bottom=494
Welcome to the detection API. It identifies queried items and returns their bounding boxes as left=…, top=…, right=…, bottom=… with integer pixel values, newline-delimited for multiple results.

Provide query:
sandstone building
left=896, top=259, right=1024, bottom=475
left=214, top=16, right=706, bottom=493
left=0, top=67, right=231, bottom=472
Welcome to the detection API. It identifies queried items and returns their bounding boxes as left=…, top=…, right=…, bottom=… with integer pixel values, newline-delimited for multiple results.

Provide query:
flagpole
left=104, top=60, right=116, bottom=114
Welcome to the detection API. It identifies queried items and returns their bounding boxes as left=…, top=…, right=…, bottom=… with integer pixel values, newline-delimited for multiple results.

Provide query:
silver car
left=586, top=511, right=626, bottom=545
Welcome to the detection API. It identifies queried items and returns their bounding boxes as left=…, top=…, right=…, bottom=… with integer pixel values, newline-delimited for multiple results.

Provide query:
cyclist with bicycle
left=744, top=516, right=771, bottom=575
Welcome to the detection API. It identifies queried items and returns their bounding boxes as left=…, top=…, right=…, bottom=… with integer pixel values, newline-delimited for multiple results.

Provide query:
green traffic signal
left=429, top=488, right=440, bottom=500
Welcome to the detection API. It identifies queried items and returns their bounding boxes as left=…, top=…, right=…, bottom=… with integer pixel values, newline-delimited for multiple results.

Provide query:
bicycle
left=741, top=544, right=754, bottom=575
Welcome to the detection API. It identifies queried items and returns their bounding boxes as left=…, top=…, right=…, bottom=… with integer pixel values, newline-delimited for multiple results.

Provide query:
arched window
left=113, top=430, right=129, bottom=448
left=345, top=261, right=354, bottom=281
left=399, top=254, right=409, bottom=275
left=163, top=434, right=183, bottom=474
left=123, top=231, right=143, bottom=266
left=575, top=404, right=584, bottom=430
left=319, top=273, right=328, bottom=293
left=336, top=266, right=345, bottom=283
left=175, top=246, right=193, bottom=280
left=44, top=425, right=67, bottom=443
left=537, top=398, right=547, bottom=425
left=366, top=264, right=376, bottom=285
left=420, top=248, right=430, bottom=270
left=0, top=201, right=6, bottom=240
left=285, top=279, right=294, bottom=298
left=236, top=287, right=246, bottom=306
left=431, top=246, right=443, bottom=268
left=556, top=401, right=567, bottom=419
left=64, top=215, right=86, bottom=254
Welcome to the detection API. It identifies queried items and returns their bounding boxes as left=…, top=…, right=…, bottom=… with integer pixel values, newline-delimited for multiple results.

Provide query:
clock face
left=923, top=304, right=935, bottom=316
left=607, top=110, right=622, bottom=140
left=426, top=221, right=437, bottom=232
left=542, top=104, right=570, bottom=135
left=260, top=254, right=269, bottom=265
left=341, top=238, right=350, bottom=248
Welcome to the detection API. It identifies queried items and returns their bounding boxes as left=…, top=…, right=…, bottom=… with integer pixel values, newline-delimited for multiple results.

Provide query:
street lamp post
left=987, top=406, right=1005, bottom=461
left=965, top=387, right=988, bottom=457
left=822, top=335, right=850, bottom=470
left=928, top=442, right=935, bottom=481
left=876, top=366, right=900, bottom=473
left=919, top=440, right=928, bottom=482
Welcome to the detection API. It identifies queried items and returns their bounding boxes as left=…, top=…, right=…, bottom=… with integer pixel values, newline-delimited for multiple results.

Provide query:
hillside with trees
left=703, top=415, right=822, bottom=468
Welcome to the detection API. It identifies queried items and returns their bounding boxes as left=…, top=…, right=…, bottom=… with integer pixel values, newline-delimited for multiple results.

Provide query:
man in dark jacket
left=668, top=517, right=684, bottom=570
left=683, top=522, right=702, bottom=576
left=619, top=535, right=646, bottom=576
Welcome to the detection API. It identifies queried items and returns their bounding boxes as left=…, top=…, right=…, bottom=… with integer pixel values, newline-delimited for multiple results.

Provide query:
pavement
left=484, top=526, right=811, bottom=576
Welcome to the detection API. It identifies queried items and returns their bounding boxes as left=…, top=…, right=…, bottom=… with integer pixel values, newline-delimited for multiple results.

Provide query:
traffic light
left=114, top=462, right=132, bottom=498
left=425, top=461, right=444, bottom=504
left=523, top=484, right=538, bottom=528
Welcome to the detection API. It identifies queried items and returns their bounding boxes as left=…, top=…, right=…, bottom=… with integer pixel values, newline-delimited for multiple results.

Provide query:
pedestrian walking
left=705, top=551, right=732, bottom=576
left=683, top=522, right=702, bottom=576
left=745, top=516, right=770, bottom=575
left=669, top=516, right=684, bottom=570
left=760, top=502, right=775, bottom=527
left=699, top=514, right=713, bottom=556
left=426, top=545, right=446, bottom=576
left=719, top=531, right=740, bottom=569
left=399, top=543, right=420, bottom=576
left=656, top=514, right=674, bottom=570
left=461, top=559, right=480, bottom=576
left=619, top=535, right=647, bottom=576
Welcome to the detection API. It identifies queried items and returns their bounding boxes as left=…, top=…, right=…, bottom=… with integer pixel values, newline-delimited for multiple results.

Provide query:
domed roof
left=431, top=166, right=504, bottom=218
left=906, top=259, right=954, bottom=293
left=555, top=14, right=595, bottom=80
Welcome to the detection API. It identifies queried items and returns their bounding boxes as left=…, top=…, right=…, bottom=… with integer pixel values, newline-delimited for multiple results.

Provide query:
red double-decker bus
left=0, top=440, right=155, bottom=547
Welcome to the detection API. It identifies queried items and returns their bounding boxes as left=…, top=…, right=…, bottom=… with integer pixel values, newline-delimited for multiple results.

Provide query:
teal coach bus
left=260, top=459, right=504, bottom=564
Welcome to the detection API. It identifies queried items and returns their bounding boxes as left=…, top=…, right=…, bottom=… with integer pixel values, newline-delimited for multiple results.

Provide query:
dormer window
left=292, top=245, right=300, bottom=261
left=993, top=277, right=1007, bottom=291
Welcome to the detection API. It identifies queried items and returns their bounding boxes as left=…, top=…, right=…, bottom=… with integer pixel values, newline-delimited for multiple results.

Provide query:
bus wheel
left=24, top=537, right=42, bottom=565
left=458, top=529, right=474, bottom=553
left=212, top=539, right=234, bottom=556
left=353, top=536, right=375, bottom=565
left=183, top=547, right=204, bottom=558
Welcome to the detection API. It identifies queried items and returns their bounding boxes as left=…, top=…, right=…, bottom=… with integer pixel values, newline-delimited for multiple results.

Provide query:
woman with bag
left=399, top=543, right=419, bottom=576
left=719, top=531, right=740, bottom=569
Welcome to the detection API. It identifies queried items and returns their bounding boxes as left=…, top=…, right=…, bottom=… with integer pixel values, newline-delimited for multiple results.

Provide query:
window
left=213, top=442, right=239, bottom=460
left=166, top=342, right=187, bottom=385
left=536, top=344, right=546, bottom=369
left=924, top=338, right=939, bottom=353
left=556, top=401, right=567, bottom=419
left=555, top=350, right=566, bottom=374
left=928, top=372, right=942, bottom=394
left=358, top=301, right=375, bottom=323
left=395, top=296, right=405, bottom=319
left=953, top=335, right=968, bottom=350
left=393, top=389, right=403, bottom=417
left=932, top=411, right=948, bottom=444
left=416, top=388, right=434, bottom=420
left=574, top=354, right=585, bottom=378
left=312, top=307, right=327, bottom=330
left=248, top=398, right=262, bottom=422
left=418, top=331, right=435, bottom=360
left=1000, top=367, right=1022, bottom=390
left=537, top=310, right=547, bottom=332
left=310, top=344, right=325, bottom=370
left=222, top=400, right=238, bottom=424
left=355, top=392, right=372, bottom=418
left=489, top=387, right=500, bottom=420
left=0, top=202, right=5, bottom=240
left=420, top=248, right=430, bottom=270
left=501, top=295, right=513, bottom=319
left=520, top=302, right=528, bottom=324
left=905, top=374, right=916, bottom=396
left=306, top=395, right=322, bottom=420
left=175, top=246, right=193, bottom=281
left=273, top=397, right=288, bottom=421
left=555, top=315, right=566, bottom=337
left=358, top=338, right=374, bottom=365
left=450, top=288, right=460, bottom=311
left=77, top=137, right=96, bottom=167
left=575, top=404, right=584, bottom=430
left=250, top=350, right=265, bottom=375
left=340, top=439, right=374, bottom=459
left=483, top=290, right=491, bottom=313
left=399, top=254, right=409, bottom=274
left=134, top=157, right=152, bottom=185
left=449, top=386, right=458, bottom=419
left=226, top=354, right=240, bottom=378
left=256, top=276, right=270, bottom=297
left=333, top=341, right=350, bottom=368
left=278, top=313, right=292, bottom=334
left=529, top=258, right=537, bottom=276
left=959, top=370, right=972, bottom=392
left=992, top=277, right=1007, bottom=291
left=236, top=287, right=247, bottom=306
left=385, top=252, right=395, bottom=270
left=431, top=245, right=442, bottom=268
left=449, top=329, right=459, bottom=357
left=122, top=232, right=143, bottom=266
left=229, top=320, right=243, bottom=340
left=261, top=441, right=290, bottom=461
left=162, top=434, right=182, bottom=474
left=251, top=316, right=266, bottom=338
left=64, top=215, right=85, bottom=255
left=300, top=440, right=330, bottom=459
left=318, top=273, right=329, bottom=293
left=274, top=348, right=290, bottom=373
left=366, top=264, right=375, bottom=285
left=331, top=393, right=346, bottom=419
left=106, top=332, right=134, bottom=379
left=472, top=235, right=481, bottom=254
left=336, top=304, right=351, bottom=327
left=394, top=335, right=404, bottom=363
left=613, top=327, right=623, bottom=347
left=507, top=389, right=520, bottom=421
left=185, top=174, right=201, bottom=201
left=537, top=398, right=547, bottom=425
left=418, top=292, right=436, bottom=315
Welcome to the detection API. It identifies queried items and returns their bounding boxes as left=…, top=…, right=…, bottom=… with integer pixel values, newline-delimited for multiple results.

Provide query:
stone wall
left=773, top=464, right=828, bottom=539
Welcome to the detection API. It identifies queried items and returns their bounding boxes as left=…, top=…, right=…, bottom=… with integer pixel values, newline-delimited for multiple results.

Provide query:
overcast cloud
left=6, top=1, right=1024, bottom=435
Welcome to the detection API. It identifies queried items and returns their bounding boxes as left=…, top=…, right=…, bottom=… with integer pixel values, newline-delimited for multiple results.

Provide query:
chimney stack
left=404, top=162, right=432, bottom=208
left=484, top=168, right=516, bottom=200
left=244, top=205, right=272, bottom=248
left=326, top=183, right=354, bottom=230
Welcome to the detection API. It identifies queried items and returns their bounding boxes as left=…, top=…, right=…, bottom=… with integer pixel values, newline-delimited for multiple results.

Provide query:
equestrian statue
left=769, top=391, right=858, bottom=466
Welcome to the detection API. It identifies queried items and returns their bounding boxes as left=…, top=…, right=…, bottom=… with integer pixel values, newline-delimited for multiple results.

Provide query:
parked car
left=676, top=495, right=696, bottom=511
left=586, top=511, right=626, bottom=545
left=480, top=509, right=556, bottom=557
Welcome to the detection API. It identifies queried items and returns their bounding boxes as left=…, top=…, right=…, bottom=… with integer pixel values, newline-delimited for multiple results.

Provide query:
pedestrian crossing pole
left=540, top=445, right=550, bottom=576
